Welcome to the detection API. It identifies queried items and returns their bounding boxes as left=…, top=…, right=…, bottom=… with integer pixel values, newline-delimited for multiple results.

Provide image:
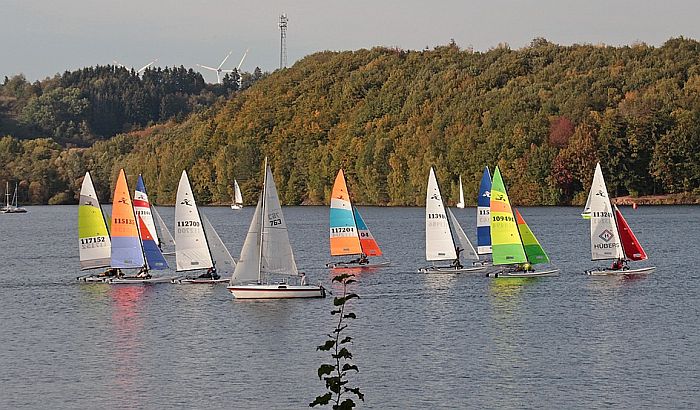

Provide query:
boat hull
left=174, top=277, right=231, bottom=284
left=107, top=276, right=175, bottom=284
left=418, top=265, right=486, bottom=274
left=227, top=284, right=326, bottom=299
left=487, top=268, right=560, bottom=278
left=586, top=266, right=656, bottom=276
left=76, top=275, right=109, bottom=283
left=230, top=204, right=243, bottom=210
left=326, top=261, right=391, bottom=269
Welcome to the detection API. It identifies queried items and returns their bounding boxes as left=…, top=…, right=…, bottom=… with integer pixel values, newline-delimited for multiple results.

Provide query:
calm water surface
left=0, top=205, right=699, bottom=409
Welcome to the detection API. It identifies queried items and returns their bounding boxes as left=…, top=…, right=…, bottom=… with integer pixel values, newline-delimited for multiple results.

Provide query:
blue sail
left=139, top=215, right=168, bottom=270
left=476, top=166, right=492, bottom=255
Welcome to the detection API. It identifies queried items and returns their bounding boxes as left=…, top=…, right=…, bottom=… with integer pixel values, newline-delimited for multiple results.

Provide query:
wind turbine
left=235, top=49, right=249, bottom=87
left=137, top=58, right=158, bottom=74
left=197, top=51, right=234, bottom=84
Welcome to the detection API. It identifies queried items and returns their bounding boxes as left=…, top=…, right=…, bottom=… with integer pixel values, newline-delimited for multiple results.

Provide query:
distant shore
left=611, top=192, right=700, bottom=206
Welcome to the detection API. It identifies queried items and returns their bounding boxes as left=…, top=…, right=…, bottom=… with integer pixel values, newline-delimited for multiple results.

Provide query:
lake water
left=0, top=205, right=699, bottom=409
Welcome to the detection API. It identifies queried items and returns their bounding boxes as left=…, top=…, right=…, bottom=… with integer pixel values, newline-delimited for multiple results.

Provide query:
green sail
left=515, top=209, right=550, bottom=265
left=490, top=167, right=527, bottom=265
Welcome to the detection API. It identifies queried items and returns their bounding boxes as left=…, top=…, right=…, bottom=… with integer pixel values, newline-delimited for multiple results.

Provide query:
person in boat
left=116, top=269, right=124, bottom=278
left=610, top=258, right=627, bottom=270
left=451, top=247, right=463, bottom=269
left=358, top=253, right=369, bottom=265
left=300, top=272, right=307, bottom=286
left=136, top=266, right=151, bottom=279
left=198, top=266, right=220, bottom=280
left=99, top=268, right=118, bottom=277
left=517, top=262, right=533, bottom=272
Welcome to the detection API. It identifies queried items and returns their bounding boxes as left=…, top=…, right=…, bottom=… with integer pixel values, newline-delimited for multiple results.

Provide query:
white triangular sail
left=426, top=167, right=457, bottom=261
left=175, top=170, right=214, bottom=272
left=202, top=213, right=236, bottom=274
left=446, top=207, right=479, bottom=261
left=261, top=164, right=299, bottom=276
left=231, top=195, right=263, bottom=285
left=152, top=206, right=175, bottom=249
left=233, top=179, right=243, bottom=206
left=78, top=172, right=112, bottom=270
left=588, top=163, right=624, bottom=261
left=457, top=176, right=465, bottom=208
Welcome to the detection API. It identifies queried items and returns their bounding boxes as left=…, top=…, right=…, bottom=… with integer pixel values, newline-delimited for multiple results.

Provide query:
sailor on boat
left=610, top=258, right=628, bottom=271
left=136, top=266, right=152, bottom=279
left=451, top=247, right=464, bottom=269
left=198, top=266, right=220, bottom=280
left=99, top=268, right=119, bottom=277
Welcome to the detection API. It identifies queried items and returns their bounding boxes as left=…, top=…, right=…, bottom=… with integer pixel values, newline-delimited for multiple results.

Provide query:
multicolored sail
left=329, top=169, right=362, bottom=256
left=110, top=169, right=145, bottom=269
left=614, top=205, right=648, bottom=261
left=133, top=175, right=160, bottom=247
left=476, top=166, right=492, bottom=255
left=138, top=215, right=168, bottom=269
left=78, top=172, right=112, bottom=270
left=353, top=207, right=382, bottom=256
left=490, top=167, right=527, bottom=265
left=515, top=209, right=549, bottom=265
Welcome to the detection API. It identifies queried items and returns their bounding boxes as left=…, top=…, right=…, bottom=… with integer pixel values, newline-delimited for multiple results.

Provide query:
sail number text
left=591, top=211, right=613, bottom=218
left=331, top=227, right=355, bottom=233
left=492, top=215, right=514, bottom=222
left=427, top=213, right=446, bottom=219
left=113, top=218, right=135, bottom=225
left=177, top=221, right=200, bottom=227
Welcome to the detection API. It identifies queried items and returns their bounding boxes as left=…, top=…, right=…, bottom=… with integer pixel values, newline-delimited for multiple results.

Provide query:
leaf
left=341, top=363, right=359, bottom=373
left=332, top=273, right=353, bottom=283
left=309, top=392, right=332, bottom=407
left=336, top=398, right=357, bottom=410
left=332, top=347, right=353, bottom=360
left=346, top=387, right=365, bottom=401
left=317, top=340, right=335, bottom=351
left=339, top=336, right=353, bottom=344
left=344, top=293, right=359, bottom=301
left=345, top=279, right=356, bottom=285
left=317, top=364, right=335, bottom=379
left=330, top=309, right=342, bottom=315
left=333, top=324, right=348, bottom=333
left=333, top=296, right=346, bottom=306
left=343, top=313, right=356, bottom=319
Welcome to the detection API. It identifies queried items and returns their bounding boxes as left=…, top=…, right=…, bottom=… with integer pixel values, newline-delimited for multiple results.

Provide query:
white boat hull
left=227, top=284, right=326, bottom=299
left=418, top=265, right=486, bottom=274
left=326, top=261, right=391, bottom=269
left=174, top=277, right=231, bottom=284
left=586, top=266, right=656, bottom=276
left=230, top=204, right=243, bottom=210
left=487, top=268, right=560, bottom=278
left=107, top=276, right=176, bottom=284
left=76, top=275, right=109, bottom=283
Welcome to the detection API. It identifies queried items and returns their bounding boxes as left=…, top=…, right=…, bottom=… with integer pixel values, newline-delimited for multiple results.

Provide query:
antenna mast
left=278, top=13, right=288, bottom=69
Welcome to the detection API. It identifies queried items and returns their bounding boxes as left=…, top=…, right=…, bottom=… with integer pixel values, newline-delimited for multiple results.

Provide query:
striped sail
left=446, top=207, right=479, bottom=260
left=490, top=167, right=527, bottom=265
left=110, top=169, right=145, bottom=269
left=175, top=170, right=214, bottom=272
left=426, top=167, right=457, bottom=261
left=476, top=166, right=492, bottom=254
left=515, top=209, right=549, bottom=265
left=353, top=207, right=382, bottom=257
left=261, top=162, right=299, bottom=276
left=614, top=205, right=648, bottom=261
left=589, top=163, right=624, bottom=261
left=329, top=169, right=362, bottom=256
left=78, top=172, right=112, bottom=270
left=134, top=175, right=160, bottom=247
left=138, top=215, right=168, bottom=269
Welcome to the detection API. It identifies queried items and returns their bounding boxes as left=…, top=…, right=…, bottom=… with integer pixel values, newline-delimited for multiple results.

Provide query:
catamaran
left=584, top=163, right=655, bottom=275
left=1, top=182, right=27, bottom=213
left=107, top=169, right=173, bottom=284
left=456, top=175, right=465, bottom=208
left=419, top=167, right=483, bottom=273
left=231, top=179, right=243, bottom=210
left=326, top=169, right=388, bottom=269
left=487, top=166, right=559, bottom=278
left=227, top=158, right=326, bottom=299
left=173, top=170, right=234, bottom=284
left=76, top=172, right=113, bottom=282
left=476, top=166, right=492, bottom=258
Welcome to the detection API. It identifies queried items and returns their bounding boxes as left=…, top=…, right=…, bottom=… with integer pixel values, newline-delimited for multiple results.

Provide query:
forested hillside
left=1, top=38, right=699, bottom=206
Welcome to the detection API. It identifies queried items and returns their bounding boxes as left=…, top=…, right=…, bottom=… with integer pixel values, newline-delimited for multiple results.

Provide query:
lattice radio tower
left=279, top=13, right=288, bottom=69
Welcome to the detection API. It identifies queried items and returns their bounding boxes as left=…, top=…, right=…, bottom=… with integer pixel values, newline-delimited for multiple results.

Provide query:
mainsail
left=110, top=169, right=145, bottom=269
left=174, top=170, right=214, bottom=272
left=476, top=166, right=492, bottom=255
left=490, top=167, right=527, bottom=265
left=588, top=163, right=624, bottom=261
left=261, top=163, right=298, bottom=276
left=233, top=179, right=243, bottom=206
left=426, top=167, right=457, bottom=261
left=456, top=175, right=465, bottom=208
left=515, top=209, right=549, bottom=265
left=134, top=175, right=167, bottom=270
left=78, top=172, right=112, bottom=270
left=329, top=169, right=362, bottom=256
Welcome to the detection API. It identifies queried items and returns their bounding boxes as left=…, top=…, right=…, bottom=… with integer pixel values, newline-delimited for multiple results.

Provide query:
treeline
left=1, top=38, right=700, bottom=206
left=0, top=65, right=264, bottom=146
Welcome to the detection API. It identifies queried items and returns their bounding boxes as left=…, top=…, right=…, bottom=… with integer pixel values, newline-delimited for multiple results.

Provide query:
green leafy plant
left=310, top=273, right=364, bottom=409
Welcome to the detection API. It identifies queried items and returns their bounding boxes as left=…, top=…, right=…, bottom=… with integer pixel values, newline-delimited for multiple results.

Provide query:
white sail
left=446, top=207, right=479, bottom=261
left=261, top=164, right=299, bottom=276
left=456, top=176, right=465, bottom=208
left=152, top=206, right=175, bottom=249
left=231, top=195, right=263, bottom=285
left=175, top=170, right=214, bottom=272
left=78, top=172, right=112, bottom=270
left=426, top=167, right=457, bottom=261
left=233, top=179, right=243, bottom=205
left=202, top=213, right=236, bottom=274
left=589, top=163, right=624, bottom=261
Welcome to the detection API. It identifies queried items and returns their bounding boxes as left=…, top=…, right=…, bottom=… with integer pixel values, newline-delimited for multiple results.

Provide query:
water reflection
left=110, top=286, right=147, bottom=407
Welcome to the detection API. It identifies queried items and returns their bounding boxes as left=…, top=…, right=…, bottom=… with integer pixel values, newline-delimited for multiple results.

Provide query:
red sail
left=614, top=207, right=648, bottom=261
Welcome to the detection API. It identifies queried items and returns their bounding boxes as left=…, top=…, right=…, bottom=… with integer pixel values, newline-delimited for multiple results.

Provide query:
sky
left=3, top=0, right=700, bottom=82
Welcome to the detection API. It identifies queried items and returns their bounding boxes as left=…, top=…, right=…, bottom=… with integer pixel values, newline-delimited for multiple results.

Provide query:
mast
left=437, top=172, right=459, bottom=255
left=613, top=204, right=627, bottom=260
left=128, top=174, right=149, bottom=270
left=257, top=157, right=268, bottom=283
left=345, top=172, right=363, bottom=257
left=197, top=205, right=215, bottom=268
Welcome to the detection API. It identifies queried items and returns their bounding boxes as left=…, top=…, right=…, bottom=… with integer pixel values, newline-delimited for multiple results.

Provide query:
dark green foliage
left=311, top=274, right=363, bottom=409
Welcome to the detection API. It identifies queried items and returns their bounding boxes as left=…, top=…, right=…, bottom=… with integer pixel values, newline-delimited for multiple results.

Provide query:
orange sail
left=329, top=169, right=362, bottom=256
left=110, top=169, right=145, bottom=268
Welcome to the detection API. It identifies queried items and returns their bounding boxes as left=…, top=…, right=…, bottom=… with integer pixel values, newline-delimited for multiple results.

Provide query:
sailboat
left=227, top=158, right=326, bottom=299
left=1, top=182, right=27, bottom=213
left=152, top=205, right=176, bottom=255
left=107, top=169, right=173, bottom=284
left=76, top=172, right=113, bottom=282
left=584, top=163, right=655, bottom=275
left=456, top=175, right=465, bottom=208
left=173, top=170, right=232, bottom=284
left=487, top=166, right=558, bottom=278
left=325, top=169, right=389, bottom=269
left=476, top=166, right=492, bottom=257
left=231, top=179, right=243, bottom=209
left=133, top=175, right=168, bottom=270
left=419, top=167, right=483, bottom=273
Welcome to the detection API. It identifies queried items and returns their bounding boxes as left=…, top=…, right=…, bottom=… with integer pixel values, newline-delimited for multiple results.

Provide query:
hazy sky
left=3, top=0, right=700, bottom=82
